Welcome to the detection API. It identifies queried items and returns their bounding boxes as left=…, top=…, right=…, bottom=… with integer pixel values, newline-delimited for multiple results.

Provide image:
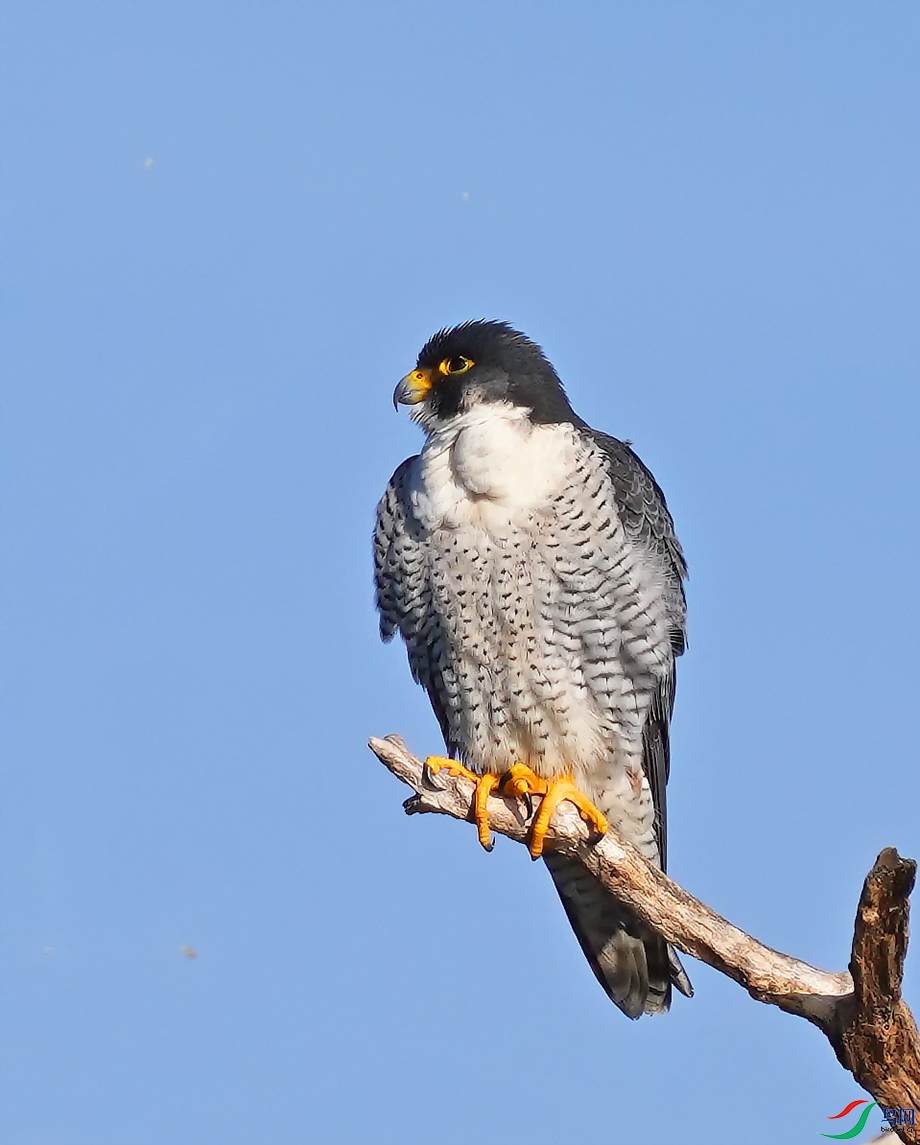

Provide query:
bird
left=374, top=320, right=693, bottom=1018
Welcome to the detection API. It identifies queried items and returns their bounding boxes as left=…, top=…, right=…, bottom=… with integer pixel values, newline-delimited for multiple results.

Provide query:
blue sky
left=1, top=3, right=917, bottom=1143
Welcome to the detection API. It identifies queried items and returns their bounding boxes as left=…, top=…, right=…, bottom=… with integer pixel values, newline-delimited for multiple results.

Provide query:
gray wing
left=374, top=456, right=423, bottom=644
left=586, top=429, right=687, bottom=873
left=544, top=429, right=692, bottom=1017
left=374, top=457, right=454, bottom=750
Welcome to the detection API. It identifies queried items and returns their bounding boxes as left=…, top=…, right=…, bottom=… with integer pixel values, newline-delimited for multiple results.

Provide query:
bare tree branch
left=369, top=734, right=919, bottom=1145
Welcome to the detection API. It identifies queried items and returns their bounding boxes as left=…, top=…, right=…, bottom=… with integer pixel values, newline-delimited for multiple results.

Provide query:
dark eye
left=439, top=355, right=474, bottom=376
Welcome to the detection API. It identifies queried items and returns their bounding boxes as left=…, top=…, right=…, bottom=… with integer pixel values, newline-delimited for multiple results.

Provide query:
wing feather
left=583, top=429, right=687, bottom=872
left=374, top=458, right=455, bottom=749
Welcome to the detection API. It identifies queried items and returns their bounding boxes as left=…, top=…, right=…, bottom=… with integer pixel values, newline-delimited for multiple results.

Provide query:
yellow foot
left=423, top=758, right=608, bottom=859
left=424, top=757, right=502, bottom=852
left=424, top=755, right=478, bottom=784
left=501, top=765, right=609, bottom=859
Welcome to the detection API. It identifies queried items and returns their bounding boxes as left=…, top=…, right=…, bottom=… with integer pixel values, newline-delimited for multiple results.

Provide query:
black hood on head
left=416, top=320, right=582, bottom=425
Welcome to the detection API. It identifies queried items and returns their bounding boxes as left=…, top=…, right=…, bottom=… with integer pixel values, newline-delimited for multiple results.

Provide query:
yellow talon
left=528, top=774, right=608, bottom=860
left=473, top=773, right=501, bottom=850
left=499, top=764, right=608, bottom=858
left=424, top=755, right=478, bottom=783
left=424, top=757, right=502, bottom=852
left=503, top=762, right=548, bottom=800
left=423, top=758, right=607, bottom=859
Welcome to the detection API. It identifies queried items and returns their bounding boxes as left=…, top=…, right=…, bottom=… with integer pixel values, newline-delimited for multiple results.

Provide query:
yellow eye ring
left=438, top=356, right=474, bottom=376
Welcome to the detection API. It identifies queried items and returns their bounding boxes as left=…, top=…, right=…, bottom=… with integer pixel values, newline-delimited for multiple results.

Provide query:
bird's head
left=394, top=320, right=578, bottom=430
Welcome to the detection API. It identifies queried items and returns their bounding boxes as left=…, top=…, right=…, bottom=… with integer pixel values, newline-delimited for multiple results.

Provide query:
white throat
left=411, top=402, right=579, bottom=532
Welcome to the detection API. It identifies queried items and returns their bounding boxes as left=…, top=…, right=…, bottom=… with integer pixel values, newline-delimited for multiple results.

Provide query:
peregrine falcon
left=374, top=321, right=693, bottom=1018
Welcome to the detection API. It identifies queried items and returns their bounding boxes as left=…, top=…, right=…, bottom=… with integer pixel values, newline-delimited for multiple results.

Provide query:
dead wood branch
left=369, top=734, right=919, bottom=1144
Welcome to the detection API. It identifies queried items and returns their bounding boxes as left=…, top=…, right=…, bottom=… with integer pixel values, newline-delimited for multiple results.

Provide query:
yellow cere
left=406, top=369, right=433, bottom=397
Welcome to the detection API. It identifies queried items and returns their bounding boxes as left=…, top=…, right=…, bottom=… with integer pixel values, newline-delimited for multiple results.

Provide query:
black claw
left=521, top=790, right=534, bottom=820
left=483, top=838, right=495, bottom=853
left=421, top=761, right=444, bottom=790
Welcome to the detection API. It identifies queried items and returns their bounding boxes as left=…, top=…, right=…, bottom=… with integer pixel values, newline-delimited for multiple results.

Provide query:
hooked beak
left=393, top=368, right=433, bottom=408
